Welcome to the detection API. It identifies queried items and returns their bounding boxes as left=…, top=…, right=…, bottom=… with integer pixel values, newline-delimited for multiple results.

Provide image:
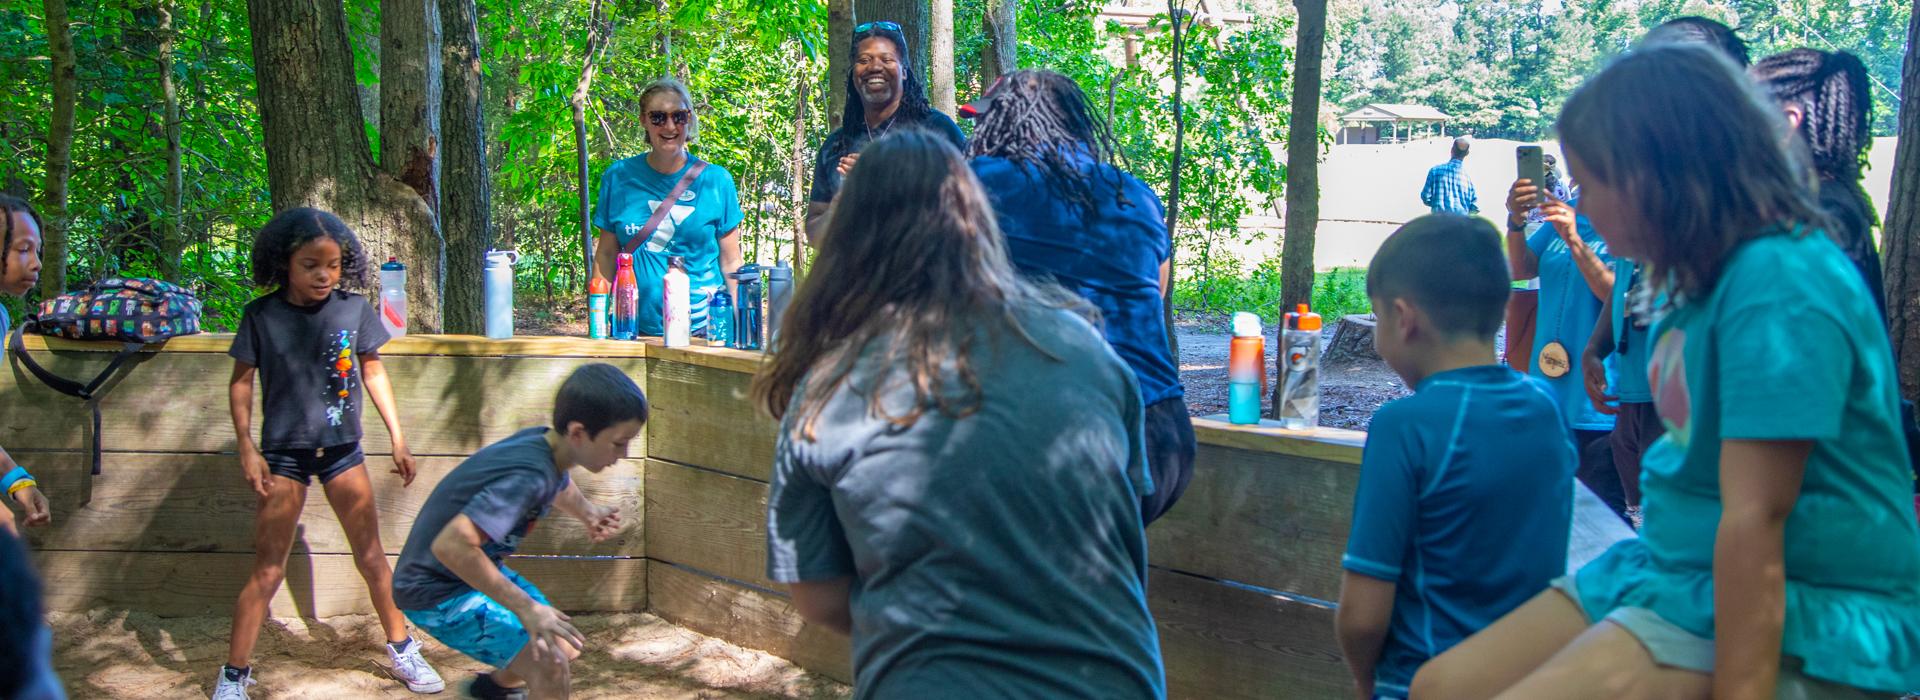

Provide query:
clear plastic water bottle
left=707, top=289, right=734, bottom=347
left=378, top=257, right=407, bottom=338
left=730, top=264, right=762, bottom=351
left=613, top=254, right=640, bottom=341
left=1278, top=304, right=1323, bottom=430
left=663, top=255, right=691, bottom=347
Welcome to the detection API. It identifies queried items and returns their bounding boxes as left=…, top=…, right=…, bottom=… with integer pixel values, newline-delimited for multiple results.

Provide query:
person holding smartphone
left=803, top=21, right=967, bottom=247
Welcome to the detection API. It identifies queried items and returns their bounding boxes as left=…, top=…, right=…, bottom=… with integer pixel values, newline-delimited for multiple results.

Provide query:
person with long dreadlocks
left=803, top=21, right=967, bottom=246
left=0, top=195, right=51, bottom=538
left=961, top=70, right=1191, bottom=524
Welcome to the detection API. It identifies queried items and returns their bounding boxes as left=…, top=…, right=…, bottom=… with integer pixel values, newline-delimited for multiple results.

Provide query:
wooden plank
left=33, top=551, right=646, bottom=616
left=645, top=560, right=852, bottom=684
left=0, top=352, right=648, bottom=457
left=6, top=333, right=654, bottom=358
left=1149, top=567, right=1346, bottom=700
left=19, top=452, right=645, bottom=557
left=641, top=340, right=767, bottom=374
left=645, top=360, right=778, bottom=481
left=643, top=459, right=770, bottom=588
left=1147, top=443, right=1356, bottom=602
left=1191, top=415, right=1365, bottom=465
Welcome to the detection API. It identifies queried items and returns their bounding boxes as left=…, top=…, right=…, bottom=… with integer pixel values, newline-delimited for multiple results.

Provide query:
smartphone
left=1517, top=145, right=1546, bottom=191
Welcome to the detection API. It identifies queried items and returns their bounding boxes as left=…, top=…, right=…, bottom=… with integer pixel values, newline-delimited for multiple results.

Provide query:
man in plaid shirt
left=1420, top=137, right=1479, bottom=215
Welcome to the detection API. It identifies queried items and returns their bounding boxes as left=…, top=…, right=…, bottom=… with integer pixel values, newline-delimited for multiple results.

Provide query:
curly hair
left=1752, top=49, right=1874, bottom=189
left=834, top=25, right=934, bottom=157
left=968, top=70, right=1132, bottom=217
left=249, top=207, right=370, bottom=289
left=0, top=194, right=42, bottom=275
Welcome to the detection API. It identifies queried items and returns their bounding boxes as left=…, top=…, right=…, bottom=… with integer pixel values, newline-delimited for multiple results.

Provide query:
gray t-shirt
left=393, top=427, right=570, bottom=610
left=765, top=305, right=1166, bottom=699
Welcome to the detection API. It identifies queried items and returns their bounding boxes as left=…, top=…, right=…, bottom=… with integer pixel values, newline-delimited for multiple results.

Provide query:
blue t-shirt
left=1527, top=214, right=1615, bottom=431
left=766, top=305, right=1165, bottom=700
left=1608, top=260, right=1654, bottom=404
left=969, top=154, right=1182, bottom=405
left=593, top=155, right=744, bottom=336
left=392, top=427, right=572, bottom=610
left=1573, top=230, right=1920, bottom=693
left=1343, top=365, right=1575, bottom=699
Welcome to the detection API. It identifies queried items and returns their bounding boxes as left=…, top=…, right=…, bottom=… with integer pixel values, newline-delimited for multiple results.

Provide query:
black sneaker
left=468, top=673, right=528, bottom=700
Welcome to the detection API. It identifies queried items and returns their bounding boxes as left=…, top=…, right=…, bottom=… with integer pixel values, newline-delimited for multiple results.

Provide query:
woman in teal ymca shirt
left=590, top=78, right=745, bottom=337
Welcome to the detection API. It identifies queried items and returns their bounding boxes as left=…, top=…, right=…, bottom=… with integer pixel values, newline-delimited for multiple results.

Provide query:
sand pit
left=48, top=610, right=851, bottom=699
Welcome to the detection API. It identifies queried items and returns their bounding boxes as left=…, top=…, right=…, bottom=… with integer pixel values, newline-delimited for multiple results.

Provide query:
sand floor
left=48, top=610, right=850, bottom=699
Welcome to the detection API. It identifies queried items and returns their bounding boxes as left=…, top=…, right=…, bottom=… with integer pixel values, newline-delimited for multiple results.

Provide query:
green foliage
left=1173, top=253, right=1369, bottom=323
left=1328, top=0, right=1910, bottom=139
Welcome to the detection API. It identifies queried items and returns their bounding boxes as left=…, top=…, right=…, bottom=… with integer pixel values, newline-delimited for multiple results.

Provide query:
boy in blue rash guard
left=0, top=195, right=50, bottom=536
left=1336, top=214, right=1576, bottom=700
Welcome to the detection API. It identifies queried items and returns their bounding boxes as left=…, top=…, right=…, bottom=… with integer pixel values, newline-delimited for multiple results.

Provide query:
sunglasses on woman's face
left=855, top=21, right=901, bottom=33
left=647, top=110, right=691, bottom=127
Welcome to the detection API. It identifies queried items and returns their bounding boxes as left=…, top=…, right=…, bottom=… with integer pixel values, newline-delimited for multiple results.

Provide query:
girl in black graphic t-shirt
left=214, top=208, right=443, bottom=699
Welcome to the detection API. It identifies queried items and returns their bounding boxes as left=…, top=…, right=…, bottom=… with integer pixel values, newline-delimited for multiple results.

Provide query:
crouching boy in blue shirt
left=1336, top=214, right=1576, bottom=699
left=391, top=364, right=646, bottom=700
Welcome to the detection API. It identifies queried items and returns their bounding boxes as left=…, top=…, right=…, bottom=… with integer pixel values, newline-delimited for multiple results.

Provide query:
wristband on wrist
left=2, top=465, right=34, bottom=495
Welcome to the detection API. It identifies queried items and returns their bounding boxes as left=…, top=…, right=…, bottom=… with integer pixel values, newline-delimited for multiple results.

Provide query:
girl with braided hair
left=1753, top=48, right=1884, bottom=320
left=966, top=70, right=1193, bottom=524
left=0, top=195, right=50, bottom=538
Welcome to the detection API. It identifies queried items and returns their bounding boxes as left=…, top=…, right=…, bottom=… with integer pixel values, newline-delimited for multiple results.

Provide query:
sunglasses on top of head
left=647, top=110, right=691, bottom=127
left=855, top=21, right=901, bottom=33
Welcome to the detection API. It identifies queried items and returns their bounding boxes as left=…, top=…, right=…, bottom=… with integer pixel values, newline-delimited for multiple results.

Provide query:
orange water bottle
left=1228, top=312, right=1265, bottom=424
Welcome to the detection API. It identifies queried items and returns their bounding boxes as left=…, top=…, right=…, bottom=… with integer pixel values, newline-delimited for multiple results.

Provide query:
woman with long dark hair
left=965, top=69, right=1193, bottom=524
left=757, top=129, right=1165, bottom=698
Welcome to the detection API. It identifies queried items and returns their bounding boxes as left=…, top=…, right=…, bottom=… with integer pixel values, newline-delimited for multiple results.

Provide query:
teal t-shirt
left=766, top=305, right=1165, bottom=699
left=1573, top=230, right=1920, bottom=693
left=1526, top=215, right=1616, bottom=432
left=1608, top=260, right=1654, bottom=404
left=592, top=154, right=743, bottom=336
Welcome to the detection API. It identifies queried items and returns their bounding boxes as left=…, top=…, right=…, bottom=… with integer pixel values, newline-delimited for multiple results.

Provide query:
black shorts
left=262, top=443, right=365, bottom=485
left=1141, top=397, right=1197, bottom=525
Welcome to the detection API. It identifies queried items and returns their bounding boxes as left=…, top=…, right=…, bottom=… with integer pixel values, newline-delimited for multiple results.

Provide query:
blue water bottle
left=707, top=289, right=734, bottom=347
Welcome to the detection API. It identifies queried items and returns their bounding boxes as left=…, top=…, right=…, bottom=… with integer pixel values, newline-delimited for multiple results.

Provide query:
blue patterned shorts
left=403, top=566, right=551, bottom=668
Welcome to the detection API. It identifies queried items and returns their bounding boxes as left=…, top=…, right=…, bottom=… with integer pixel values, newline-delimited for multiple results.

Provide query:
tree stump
left=1323, top=314, right=1379, bottom=364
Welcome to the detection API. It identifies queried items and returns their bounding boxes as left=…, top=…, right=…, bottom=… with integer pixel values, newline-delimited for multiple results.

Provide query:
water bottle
left=587, top=277, right=610, bottom=340
left=663, top=255, right=691, bottom=347
left=1228, top=312, right=1264, bottom=425
left=613, top=254, right=640, bottom=340
left=1278, top=303, right=1323, bottom=430
left=378, top=257, right=407, bottom=338
left=707, top=289, right=734, bottom=347
left=730, top=264, right=762, bottom=351
left=484, top=250, right=520, bottom=340
left=766, top=261, right=793, bottom=351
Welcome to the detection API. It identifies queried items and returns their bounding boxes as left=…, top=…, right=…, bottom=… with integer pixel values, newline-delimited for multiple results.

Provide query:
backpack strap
left=10, top=321, right=145, bottom=475
left=621, top=161, right=709, bottom=257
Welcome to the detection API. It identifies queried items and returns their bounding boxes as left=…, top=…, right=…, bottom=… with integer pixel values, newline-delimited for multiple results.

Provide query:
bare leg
left=226, top=475, right=309, bottom=668
left=1410, top=588, right=1588, bottom=699
left=321, top=465, right=408, bottom=643
left=1495, top=621, right=1709, bottom=700
left=502, top=636, right=580, bottom=700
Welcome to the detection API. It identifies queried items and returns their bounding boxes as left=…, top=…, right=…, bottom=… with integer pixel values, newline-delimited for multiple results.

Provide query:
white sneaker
left=387, top=638, right=446, bottom=693
left=211, top=667, right=255, bottom=700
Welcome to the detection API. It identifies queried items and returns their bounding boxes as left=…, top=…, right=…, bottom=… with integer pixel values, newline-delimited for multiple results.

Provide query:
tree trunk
left=981, top=0, right=1016, bottom=86
left=572, top=0, right=609, bottom=284
left=827, top=0, right=855, bottom=131
left=381, top=0, right=442, bottom=213
left=1278, top=0, right=1325, bottom=314
left=1162, top=1, right=1188, bottom=359
left=855, top=0, right=930, bottom=90
left=792, top=58, right=810, bottom=277
left=157, top=0, right=185, bottom=281
left=439, top=0, right=489, bottom=334
left=929, top=0, right=954, bottom=114
left=40, top=0, right=76, bottom=296
left=249, top=0, right=443, bottom=331
left=1883, top=0, right=1920, bottom=400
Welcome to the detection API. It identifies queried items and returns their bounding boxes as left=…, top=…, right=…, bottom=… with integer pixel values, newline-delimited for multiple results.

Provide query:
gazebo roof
left=1338, top=103, right=1450, bottom=123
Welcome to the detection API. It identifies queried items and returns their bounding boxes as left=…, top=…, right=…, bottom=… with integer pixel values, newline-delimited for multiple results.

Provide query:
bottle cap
left=1231, top=312, right=1262, bottom=338
left=589, top=278, right=610, bottom=295
left=1296, top=304, right=1323, bottom=331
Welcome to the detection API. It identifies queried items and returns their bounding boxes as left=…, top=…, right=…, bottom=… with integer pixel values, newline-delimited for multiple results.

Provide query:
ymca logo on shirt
left=621, top=198, right=696, bottom=253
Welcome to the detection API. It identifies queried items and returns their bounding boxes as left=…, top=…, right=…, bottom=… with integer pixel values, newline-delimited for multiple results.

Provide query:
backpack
left=7, top=277, right=204, bottom=475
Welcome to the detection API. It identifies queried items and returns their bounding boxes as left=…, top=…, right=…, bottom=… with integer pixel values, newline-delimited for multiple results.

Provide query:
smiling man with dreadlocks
left=965, top=70, right=1193, bottom=524
left=803, top=21, right=967, bottom=246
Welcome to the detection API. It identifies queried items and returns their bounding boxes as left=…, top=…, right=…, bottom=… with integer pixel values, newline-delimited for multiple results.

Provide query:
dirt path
left=50, top=610, right=850, bottom=699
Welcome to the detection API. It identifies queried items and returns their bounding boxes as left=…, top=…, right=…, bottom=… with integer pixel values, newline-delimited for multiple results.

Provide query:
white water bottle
left=663, top=255, right=691, bottom=347
left=378, top=257, right=407, bottom=338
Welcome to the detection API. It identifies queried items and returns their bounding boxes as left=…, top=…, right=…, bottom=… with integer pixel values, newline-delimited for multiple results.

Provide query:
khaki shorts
left=1549, top=576, right=1892, bottom=699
